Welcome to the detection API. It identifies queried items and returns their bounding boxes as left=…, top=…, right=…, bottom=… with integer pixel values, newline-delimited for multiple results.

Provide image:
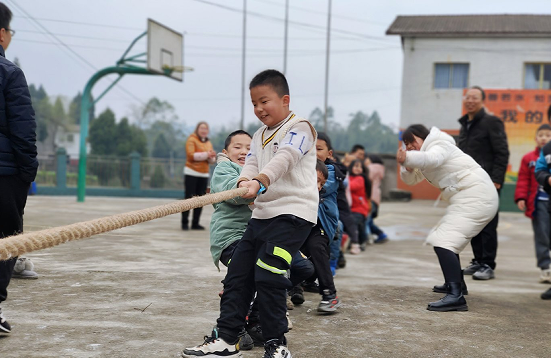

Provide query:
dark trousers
left=181, top=175, right=208, bottom=228
left=217, top=215, right=312, bottom=343
left=471, top=213, right=499, bottom=270
left=0, top=175, right=30, bottom=303
left=300, top=224, right=336, bottom=295
left=351, top=212, right=368, bottom=245
left=339, top=210, right=359, bottom=244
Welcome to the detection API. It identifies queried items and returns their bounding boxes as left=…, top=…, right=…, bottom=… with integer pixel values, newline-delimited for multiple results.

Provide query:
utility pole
left=323, top=0, right=332, bottom=132
left=283, top=0, right=289, bottom=74
left=240, top=0, right=247, bottom=129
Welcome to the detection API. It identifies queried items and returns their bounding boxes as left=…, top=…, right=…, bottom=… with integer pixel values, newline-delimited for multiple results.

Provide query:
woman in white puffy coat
left=397, top=124, right=498, bottom=312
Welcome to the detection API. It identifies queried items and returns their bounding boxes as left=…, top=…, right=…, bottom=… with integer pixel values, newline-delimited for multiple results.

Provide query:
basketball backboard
left=147, top=19, right=183, bottom=82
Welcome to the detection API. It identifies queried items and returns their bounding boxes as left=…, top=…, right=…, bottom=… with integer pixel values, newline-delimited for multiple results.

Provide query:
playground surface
left=0, top=195, right=549, bottom=358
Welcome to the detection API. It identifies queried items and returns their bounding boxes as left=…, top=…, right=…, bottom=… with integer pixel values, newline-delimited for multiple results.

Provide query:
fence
left=35, top=148, right=185, bottom=198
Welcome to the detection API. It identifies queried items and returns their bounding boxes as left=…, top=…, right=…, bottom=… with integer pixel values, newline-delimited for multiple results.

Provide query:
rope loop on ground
left=0, top=187, right=249, bottom=261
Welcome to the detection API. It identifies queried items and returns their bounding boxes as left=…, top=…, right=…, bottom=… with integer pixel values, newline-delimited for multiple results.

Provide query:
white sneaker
left=263, top=338, right=292, bottom=358
left=540, top=268, right=551, bottom=284
left=350, top=244, right=361, bottom=255
left=181, top=328, right=242, bottom=357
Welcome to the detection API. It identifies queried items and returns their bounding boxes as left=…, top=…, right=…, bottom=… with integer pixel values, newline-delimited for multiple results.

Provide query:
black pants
left=0, top=175, right=30, bottom=303
left=181, top=175, right=208, bottom=228
left=470, top=189, right=500, bottom=270
left=339, top=210, right=359, bottom=244
left=217, top=215, right=312, bottom=343
left=300, top=224, right=336, bottom=295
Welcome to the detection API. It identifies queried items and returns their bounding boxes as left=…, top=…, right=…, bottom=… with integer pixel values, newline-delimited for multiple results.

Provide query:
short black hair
left=351, top=144, right=365, bottom=153
left=367, top=154, right=383, bottom=164
left=402, top=124, right=430, bottom=145
left=316, top=159, right=328, bottom=180
left=317, top=132, right=333, bottom=151
left=224, top=129, right=251, bottom=150
left=249, top=69, right=289, bottom=97
left=470, top=85, right=486, bottom=101
left=537, top=124, right=551, bottom=133
left=0, top=2, right=12, bottom=31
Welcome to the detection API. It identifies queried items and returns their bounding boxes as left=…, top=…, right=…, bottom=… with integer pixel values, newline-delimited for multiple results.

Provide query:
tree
left=152, top=133, right=171, bottom=158
left=133, top=97, right=178, bottom=128
left=68, top=92, right=95, bottom=125
left=145, top=120, right=186, bottom=158
left=89, top=108, right=117, bottom=155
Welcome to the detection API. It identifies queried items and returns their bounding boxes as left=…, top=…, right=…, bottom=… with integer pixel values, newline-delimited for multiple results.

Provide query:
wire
left=8, top=0, right=146, bottom=106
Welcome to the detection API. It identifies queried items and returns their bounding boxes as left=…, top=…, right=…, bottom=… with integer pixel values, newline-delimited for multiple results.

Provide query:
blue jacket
left=0, top=46, right=38, bottom=182
left=535, top=142, right=551, bottom=193
left=318, top=163, right=339, bottom=240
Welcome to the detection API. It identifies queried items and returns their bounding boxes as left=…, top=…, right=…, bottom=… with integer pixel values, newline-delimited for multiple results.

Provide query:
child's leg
left=353, top=213, right=368, bottom=246
left=254, top=215, right=312, bottom=342
left=340, top=211, right=359, bottom=244
left=289, top=251, right=314, bottom=287
left=532, top=201, right=551, bottom=269
left=303, top=225, right=336, bottom=295
left=216, top=225, right=258, bottom=343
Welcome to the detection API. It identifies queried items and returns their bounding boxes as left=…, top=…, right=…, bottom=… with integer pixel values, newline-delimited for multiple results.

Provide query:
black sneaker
left=472, top=264, right=495, bottom=280
left=181, top=327, right=241, bottom=357
left=246, top=323, right=264, bottom=346
left=541, top=287, right=551, bottom=300
left=301, top=281, right=319, bottom=293
left=463, top=260, right=482, bottom=275
left=191, top=224, right=205, bottom=230
left=238, top=328, right=253, bottom=351
left=289, top=286, right=305, bottom=305
left=263, top=338, right=292, bottom=358
left=0, top=307, right=11, bottom=334
left=317, top=289, right=341, bottom=314
left=337, top=250, right=346, bottom=268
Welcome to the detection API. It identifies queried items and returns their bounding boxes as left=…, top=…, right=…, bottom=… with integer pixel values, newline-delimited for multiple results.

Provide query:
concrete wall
left=400, top=37, right=551, bottom=130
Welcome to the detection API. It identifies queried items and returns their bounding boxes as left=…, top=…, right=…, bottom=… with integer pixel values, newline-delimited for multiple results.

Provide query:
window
left=434, top=63, right=469, bottom=89
left=524, top=63, right=551, bottom=89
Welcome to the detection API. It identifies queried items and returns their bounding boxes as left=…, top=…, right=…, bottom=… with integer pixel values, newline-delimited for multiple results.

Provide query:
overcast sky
left=7, top=0, right=551, bottom=132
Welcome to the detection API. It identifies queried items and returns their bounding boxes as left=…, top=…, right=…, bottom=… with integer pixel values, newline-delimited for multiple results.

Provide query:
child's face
left=316, top=170, right=327, bottom=191
left=223, top=134, right=251, bottom=166
left=536, top=129, right=551, bottom=148
left=250, top=85, right=290, bottom=127
left=316, top=139, right=332, bottom=162
left=351, top=162, right=363, bottom=176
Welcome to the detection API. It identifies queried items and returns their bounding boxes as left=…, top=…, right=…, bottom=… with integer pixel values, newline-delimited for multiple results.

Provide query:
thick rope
left=0, top=187, right=248, bottom=261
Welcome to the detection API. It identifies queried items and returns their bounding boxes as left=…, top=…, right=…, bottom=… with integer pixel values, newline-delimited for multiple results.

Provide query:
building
left=387, top=14, right=551, bottom=200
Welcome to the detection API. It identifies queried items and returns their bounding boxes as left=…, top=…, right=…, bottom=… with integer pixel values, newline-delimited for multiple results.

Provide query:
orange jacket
left=185, top=133, right=213, bottom=174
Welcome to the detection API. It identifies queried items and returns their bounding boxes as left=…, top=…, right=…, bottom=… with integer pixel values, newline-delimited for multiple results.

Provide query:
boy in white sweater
left=182, top=69, right=318, bottom=358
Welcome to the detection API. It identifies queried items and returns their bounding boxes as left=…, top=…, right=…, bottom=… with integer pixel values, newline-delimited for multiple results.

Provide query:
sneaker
left=541, top=287, right=551, bottom=300
left=12, top=257, right=38, bottom=280
left=360, top=242, right=367, bottom=251
left=463, top=260, right=482, bottom=275
left=238, top=329, right=253, bottom=351
left=286, top=311, right=293, bottom=330
left=0, top=307, right=11, bottom=334
left=317, top=289, right=341, bottom=314
left=539, top=268, right=551, bottom=284
left=246, top=323, right=264, bottom=346
left=349, top=243, right=361, bottom=255
left=302, top=281, right=319, bottom=293
left=289, top=286, right=304, bottom=305
left=191, top=224, right=205, bottom=230
left=337, top=251, right=346, bottom=268
left=374, top=233, right=389, bottom=244
left=263, top=338, right=292, bottom=358
left=472, top=264, right=495, bottom=280
left=286, top=295, right=294, bottom=310
left=181, top=327, right=242, bottom=357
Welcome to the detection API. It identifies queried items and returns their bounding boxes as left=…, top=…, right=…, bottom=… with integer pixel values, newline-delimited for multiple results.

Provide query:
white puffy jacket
left=400, top=127, right=499, bottom=253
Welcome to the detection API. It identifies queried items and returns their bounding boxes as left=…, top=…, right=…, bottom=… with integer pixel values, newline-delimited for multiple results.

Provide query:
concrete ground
left=0, top=196, right=549, bottom=358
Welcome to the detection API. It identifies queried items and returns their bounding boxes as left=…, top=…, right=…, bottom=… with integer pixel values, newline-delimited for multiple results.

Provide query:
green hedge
left=35, top=171, right=99, bottom=187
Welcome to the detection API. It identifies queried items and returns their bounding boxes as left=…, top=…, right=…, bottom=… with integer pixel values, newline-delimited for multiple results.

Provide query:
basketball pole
left=77, top=27, right=186, bottom=203
left=239, top=0, right=247, bottom=130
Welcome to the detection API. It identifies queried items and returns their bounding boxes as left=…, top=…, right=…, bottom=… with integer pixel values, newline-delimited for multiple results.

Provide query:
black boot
left=427, top=282, right=468, bottom=312
left=433, top=270, right=468, bottom=295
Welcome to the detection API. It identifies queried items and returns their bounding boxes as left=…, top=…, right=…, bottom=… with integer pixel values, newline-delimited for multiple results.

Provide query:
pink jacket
left=368, top=163, right=385, bottom=205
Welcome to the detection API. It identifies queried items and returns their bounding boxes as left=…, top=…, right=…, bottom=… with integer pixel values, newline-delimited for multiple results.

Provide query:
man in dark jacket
left=0, top=2, right=38, bottom=334
left=457, top=86, right=509, bottom=281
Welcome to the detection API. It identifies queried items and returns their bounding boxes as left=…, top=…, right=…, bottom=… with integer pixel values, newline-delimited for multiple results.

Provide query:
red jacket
left=349, top=175, right=371, bottom=217
left=514, top=147, right=541, bottom=219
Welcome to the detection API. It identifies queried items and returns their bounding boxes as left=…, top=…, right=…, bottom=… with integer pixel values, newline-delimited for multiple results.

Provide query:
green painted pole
left=77, top=66, right=156, bottom=202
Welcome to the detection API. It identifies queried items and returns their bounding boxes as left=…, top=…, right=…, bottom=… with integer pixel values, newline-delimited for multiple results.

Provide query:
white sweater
left=239, top=112, right=319, bottom=223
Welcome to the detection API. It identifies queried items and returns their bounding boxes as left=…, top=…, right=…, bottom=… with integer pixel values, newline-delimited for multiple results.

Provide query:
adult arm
left=400, top=166, right=425, bottom=186
left=488, top=118, right=510, bottom=185
left=5, top=67, right=38, bottom=182
left=403, top=141, right=451, bottom=170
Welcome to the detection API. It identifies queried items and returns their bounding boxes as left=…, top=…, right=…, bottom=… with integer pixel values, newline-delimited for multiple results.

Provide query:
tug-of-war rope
left=0, top=187, right=248, bottom=261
